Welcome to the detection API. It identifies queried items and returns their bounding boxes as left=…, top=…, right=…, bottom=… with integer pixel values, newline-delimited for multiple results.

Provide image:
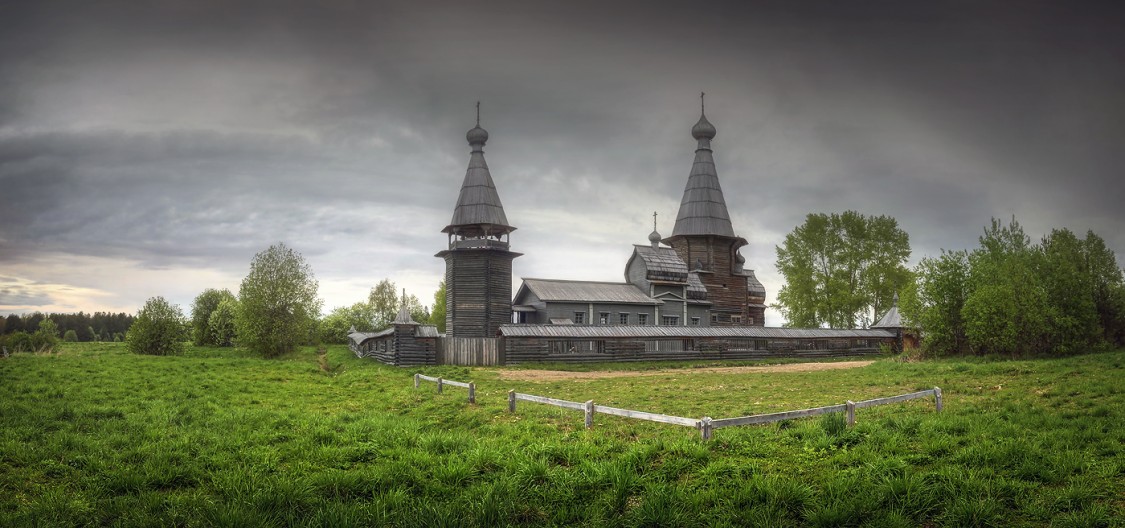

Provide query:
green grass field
left=1, top=343, right=1121, bottom=527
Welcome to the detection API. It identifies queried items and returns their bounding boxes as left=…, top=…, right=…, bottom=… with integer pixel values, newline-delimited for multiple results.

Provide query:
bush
left=190, top=289, right=236, bottom=346
left=208, top=297, right=238, bottom=347
left=236, top=243, right=322, bottom=357
left=63, top=329, right=78, bottom=342
left=126, top=297, right=187, bottom=356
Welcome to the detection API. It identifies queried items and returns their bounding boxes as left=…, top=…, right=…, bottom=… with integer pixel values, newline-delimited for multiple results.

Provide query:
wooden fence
left=436, top=338, right=502, bottom=366
left=413, top=374, right=942, bottom=441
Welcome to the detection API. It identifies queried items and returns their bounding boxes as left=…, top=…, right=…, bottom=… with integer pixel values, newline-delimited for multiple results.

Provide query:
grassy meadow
left=0, top=343, right=1122, bottom=527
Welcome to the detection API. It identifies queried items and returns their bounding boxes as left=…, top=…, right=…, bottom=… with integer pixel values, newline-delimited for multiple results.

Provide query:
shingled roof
left=871, top=293, right=903, bottom=329
left=669, top=108, right=736, bottom=239
left=520, top=278, right=661, bottom=305
left=443, top=113, right=514, bottom=237
left=631, top=244, right=688, bottom=281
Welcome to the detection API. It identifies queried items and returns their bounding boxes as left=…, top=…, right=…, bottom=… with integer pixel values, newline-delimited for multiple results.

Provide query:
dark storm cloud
left=1, top=0, right=1123, bottom=317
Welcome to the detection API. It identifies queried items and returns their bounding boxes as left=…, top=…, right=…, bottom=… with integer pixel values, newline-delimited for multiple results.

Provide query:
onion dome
left=648, top=228, right=662, bottom=249
left=691, top=113, right=717, bottom=141
left=466, top=124, right=489, bottom=149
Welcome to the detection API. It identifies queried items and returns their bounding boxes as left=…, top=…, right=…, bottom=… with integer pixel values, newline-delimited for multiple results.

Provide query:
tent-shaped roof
left=872, top=294, right=903, bottom=329
left=669, top=108, right=736, bottom=239
left=443, top=114, right=514, bottom=237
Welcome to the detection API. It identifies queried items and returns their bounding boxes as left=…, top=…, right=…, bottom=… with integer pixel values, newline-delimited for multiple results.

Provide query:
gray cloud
left=1, top=0, right=1123, bottom=320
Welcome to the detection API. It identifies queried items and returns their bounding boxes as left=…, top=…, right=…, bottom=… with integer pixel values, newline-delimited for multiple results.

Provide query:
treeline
left=903, top=217, right=1125, bottom=356
left=1, top=312, right=134, bottom=342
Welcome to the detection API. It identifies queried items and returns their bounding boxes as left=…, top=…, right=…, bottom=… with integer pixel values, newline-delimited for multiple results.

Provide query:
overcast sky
left=1, top=0, right=1123, bottom=326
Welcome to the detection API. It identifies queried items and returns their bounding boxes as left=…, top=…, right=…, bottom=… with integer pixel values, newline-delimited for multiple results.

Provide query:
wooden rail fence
left=413, top=374, right=942, bottom=441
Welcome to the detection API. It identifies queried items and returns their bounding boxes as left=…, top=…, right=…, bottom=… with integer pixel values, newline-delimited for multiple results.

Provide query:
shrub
left=63, top=329, right=78, bottom=342
left=236, top=243, right=322, bottom=357
left=190, top=289, right=236, bottom=346
left=126, top=297, right=187, bottom=356
left=208, top=297, right=238, bottom=347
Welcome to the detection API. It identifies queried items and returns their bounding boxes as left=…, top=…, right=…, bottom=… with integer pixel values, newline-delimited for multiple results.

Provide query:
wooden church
left=351, top=98, right=901, bottom=365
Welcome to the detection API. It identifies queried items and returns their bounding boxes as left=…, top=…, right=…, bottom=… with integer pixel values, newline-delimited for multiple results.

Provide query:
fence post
left=508, top=390, right=516, bottom=413
left=700, top=417, right=713, bottom=441
left=584, top=400, right=594, bottom=429
left=437, top=377, right=443, bottom=394
left=934, top=387, right=943, bottom=412
left=414, top=373, right=420, bottom=389
left=846, top=400, right=856, bottom=427
left=468, top=382, right=476, bottom=404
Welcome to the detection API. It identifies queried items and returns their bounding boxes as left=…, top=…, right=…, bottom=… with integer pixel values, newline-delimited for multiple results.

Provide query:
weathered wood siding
left=443, top=249, right=515, bottom=338
left=502, top=335, right=892, bottom=364
left=437, top=337, right=502, bottom=366
left=669, top=236, right=750, bottom=325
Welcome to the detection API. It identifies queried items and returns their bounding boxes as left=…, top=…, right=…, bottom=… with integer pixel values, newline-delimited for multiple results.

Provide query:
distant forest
left=1, top=312, right=134, bottom=342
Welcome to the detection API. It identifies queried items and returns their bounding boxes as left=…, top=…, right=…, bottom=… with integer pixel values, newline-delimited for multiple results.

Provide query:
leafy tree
left=775, top=211, right=911, bottom=328
left=126, top=297, right=187, bottom=356
left=319, top=302, right=375, bottom=344
left=236, top=243, right=323, bottom=357
left=913, top=250, right=971, bottom=355
left=207, top=297, right=239, bottom=347
left=962, top=218, right=1049, bottom=356
left=37, top=318, right=59, bottom=339
left=430, top=280, right=447, bottom=333
left=190, top=289, right=236, bottom=346
left=63, top=329, right=78, bottom=342
left=4, top=314, right=21, bottom=334
left=368, top=279, right=399, bottom=330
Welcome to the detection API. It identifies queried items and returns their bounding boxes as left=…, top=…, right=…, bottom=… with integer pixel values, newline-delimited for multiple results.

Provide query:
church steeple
left=436, top=103, right=521, bottom=338
left=444, top=102, right=515, bottom=240
left=669, top=92, right=736, bottom=239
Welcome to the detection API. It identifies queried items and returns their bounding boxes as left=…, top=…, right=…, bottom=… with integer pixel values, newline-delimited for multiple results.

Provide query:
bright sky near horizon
left=2, top=1, right=1123, bottom=326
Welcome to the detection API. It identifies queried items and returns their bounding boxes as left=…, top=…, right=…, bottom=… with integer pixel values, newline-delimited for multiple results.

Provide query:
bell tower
left=435, top=104, right=521, bottom=337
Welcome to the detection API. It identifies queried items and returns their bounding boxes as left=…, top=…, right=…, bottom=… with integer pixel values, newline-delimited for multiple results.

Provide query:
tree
left=4, top=314, right=21, bottom=334
left=126, top=297, right=187, bottom=356
left=207, top=297, right=238, bottom=347
left=774, top=211, right=911, bottom=328
left=190, top=289, right=236, bottom=346
left=319, top=302, right=375, bottom=344
left=236, top=243, right=322, bottom=357
left=913, top=250, right=971, bottom=355
left=368, top=279, right=399, bottom=330
left=63, top=329, right=78, bottom=342
left=430, top=280, right=447, bottom=333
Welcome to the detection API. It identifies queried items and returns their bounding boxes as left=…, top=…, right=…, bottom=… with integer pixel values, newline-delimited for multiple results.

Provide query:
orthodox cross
left=701, top=91, right=705, bottom=113
left=652, top=211, right=658, bottom=231
left=476, top=101, right=480, bottom=126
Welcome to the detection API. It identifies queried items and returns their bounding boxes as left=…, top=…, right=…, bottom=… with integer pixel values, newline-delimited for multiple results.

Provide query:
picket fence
left=413, top=374, right=942, bottom=441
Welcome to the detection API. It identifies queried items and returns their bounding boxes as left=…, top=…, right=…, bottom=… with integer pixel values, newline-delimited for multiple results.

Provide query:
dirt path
left=496, top=360, right=876, bottom=382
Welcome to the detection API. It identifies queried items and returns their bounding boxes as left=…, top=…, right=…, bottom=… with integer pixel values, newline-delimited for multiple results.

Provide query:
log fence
left=413, top=373, right=942, bottom=441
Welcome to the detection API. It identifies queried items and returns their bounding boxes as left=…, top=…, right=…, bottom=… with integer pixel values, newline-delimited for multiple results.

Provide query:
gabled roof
left=519, top=278, right=661, bottom=305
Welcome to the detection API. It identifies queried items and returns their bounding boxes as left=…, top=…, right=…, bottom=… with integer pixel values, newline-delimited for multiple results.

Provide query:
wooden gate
left=437, top=337, right=503, bottom=366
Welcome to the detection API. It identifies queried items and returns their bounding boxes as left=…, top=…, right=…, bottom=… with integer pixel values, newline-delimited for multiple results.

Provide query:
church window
left=662, top=315, right=679, bottom=326
left=619, top=313, right=630, bottom=325
left=574, top=312, right=585, bottom=324
left=731, top=315, right=742, bottom=324
left=691, top=317, right=700, bottom=325
left=599, top=312, right=610, bottom=325
left=638, top=313, right=649, bottom=325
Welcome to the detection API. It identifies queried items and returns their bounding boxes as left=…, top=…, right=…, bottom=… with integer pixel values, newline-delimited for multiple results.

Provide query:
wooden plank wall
left=437, top=337, right=502, bottom=366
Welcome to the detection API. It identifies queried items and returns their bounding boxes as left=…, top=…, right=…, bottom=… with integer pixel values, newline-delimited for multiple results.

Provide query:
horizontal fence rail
left=414, top=373, right=942, bottom=441
left=712, top=404, right=848, bottom=429
left=415, top=374, right=476, bottom=404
